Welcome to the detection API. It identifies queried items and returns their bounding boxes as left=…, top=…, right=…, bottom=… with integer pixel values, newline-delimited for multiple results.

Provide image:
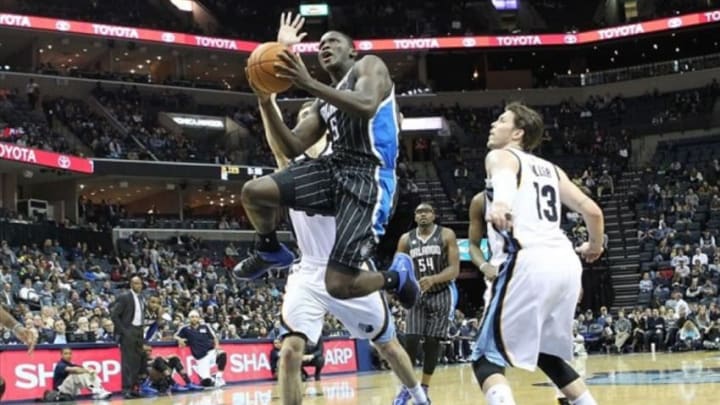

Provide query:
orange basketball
left=246, top=42, right=293, bottom=94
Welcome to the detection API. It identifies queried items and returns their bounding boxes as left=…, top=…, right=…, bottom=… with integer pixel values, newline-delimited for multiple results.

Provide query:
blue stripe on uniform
left=470, top=253, right=516, bottom=367
left=448, top=281, right=459, bottom=320
left=370, top=97, right=399, bottom=169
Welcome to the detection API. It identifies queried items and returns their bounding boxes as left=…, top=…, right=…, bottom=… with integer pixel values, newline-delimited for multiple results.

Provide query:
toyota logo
left=667, top=17, right=682, bottom=28
left=57, top=156, right=71, bottom=169
left=358, top=41, right=373, bottom=51
left=564, top=34, right=578, bottom=44
left=161, top=32, right=176, bottom=43
left=462, top=37, right=476, bottom=47
left=55, top=20, right=71, bottom=31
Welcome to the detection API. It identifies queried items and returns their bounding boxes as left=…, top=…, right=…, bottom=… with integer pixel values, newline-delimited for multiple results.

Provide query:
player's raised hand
left=245, top=68, right=271, bottom=102
left=575, top=242, right=604, bottom=263
left=487, top=202, right=513, bottom=232
left=275, top=50, right=313, bottom=89
left=277, top=12, right=307, bottom=47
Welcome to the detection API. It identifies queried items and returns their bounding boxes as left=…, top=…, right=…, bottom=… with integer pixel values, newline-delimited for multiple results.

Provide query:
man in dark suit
left=111, top=276, right=146, bottom=399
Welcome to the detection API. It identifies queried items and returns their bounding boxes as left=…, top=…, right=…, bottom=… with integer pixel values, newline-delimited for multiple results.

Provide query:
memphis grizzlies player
left=394, top=202, right=459, bottom=403
left=471, top=102, right=604, bottom=405
left=235, top=20, right=420, bottom=311
left=247, top=13, right=430, bottom=405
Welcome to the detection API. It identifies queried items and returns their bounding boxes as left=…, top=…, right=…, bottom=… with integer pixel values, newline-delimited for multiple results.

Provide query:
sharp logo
left=15, top=360, right=120, bottom=389
left=324, top=348, right=354, bottom=365
left=462, top=37, right=477, bottom=47
left=55, top=20, right=71, bottom=31
left=161, top=32, right=176, bottom=43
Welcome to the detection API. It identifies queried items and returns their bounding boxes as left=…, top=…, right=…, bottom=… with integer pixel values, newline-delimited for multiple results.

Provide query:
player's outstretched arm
left=557, top=167, right=605, bottom=262
left=0, top=306, right=36, bottom=353
left=277, top=53, right=392, bottom=119
left=258, top=94, right=290, bottom=169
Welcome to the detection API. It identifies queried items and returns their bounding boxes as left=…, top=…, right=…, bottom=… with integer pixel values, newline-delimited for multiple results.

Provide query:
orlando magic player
left=248, top=13, right=430, bottom=405
left=471, top=102, right=604, bottom=405
left=234, top=21, right=420, bottom=310
left=394, top=203, right=459, bottom=403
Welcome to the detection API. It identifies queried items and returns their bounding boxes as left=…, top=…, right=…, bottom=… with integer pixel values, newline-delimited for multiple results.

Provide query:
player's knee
left=472, top=356, right=505, bottom=387
left=537, top=353, right=579, bottom=389
left=325, top=264, right=357, bottom=299
left=241, top=177, right=279, bottom=208
left=280, top=338, right=305, bottom=368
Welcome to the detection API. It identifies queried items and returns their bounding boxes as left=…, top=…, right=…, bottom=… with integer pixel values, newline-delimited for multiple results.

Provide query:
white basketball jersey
left=288, top=144, right=335, bottom=267
left=485, top=148, right=573, bottom=266
left=288, top=209, right=335, bottom=266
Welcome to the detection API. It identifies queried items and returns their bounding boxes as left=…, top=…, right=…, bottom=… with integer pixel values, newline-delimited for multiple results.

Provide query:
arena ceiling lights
left=0, top=9, right=718, bottom=53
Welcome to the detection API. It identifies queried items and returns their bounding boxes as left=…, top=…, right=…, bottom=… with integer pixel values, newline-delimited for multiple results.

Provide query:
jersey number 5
left=329, top=116, right=340, bottom=142
left=533, top=182, right=558, bottom=222
left=418, top=257, right=435, bottom=273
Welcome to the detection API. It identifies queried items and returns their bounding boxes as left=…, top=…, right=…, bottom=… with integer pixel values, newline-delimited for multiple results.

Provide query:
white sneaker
left=93, top=389, right=112, bottom=400
left=214, top=376, right=226, bottom=388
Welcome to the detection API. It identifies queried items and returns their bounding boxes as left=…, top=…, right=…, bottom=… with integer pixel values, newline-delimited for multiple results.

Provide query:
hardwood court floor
left=83, top=352, right=720, bottom=404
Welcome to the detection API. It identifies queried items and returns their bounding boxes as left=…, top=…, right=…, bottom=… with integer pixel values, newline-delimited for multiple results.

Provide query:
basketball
left=246, top=42, right=293, bottom=94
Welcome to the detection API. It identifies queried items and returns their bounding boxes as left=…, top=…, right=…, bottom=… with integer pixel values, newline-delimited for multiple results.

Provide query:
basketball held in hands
left=246, top=42, right=293, bottom=94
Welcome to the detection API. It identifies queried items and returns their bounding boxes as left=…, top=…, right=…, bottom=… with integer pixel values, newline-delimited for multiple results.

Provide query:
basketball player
left=173, top=310, right=227, bottom=388
left=394, top=202, right=459, bottom=403
left=468, top=190, right=496, bottom=312
left=471, top=102, right=603, bottom=405
left=234, top=13, right=420, bottom=310
left=248, top=14, right=430, bottom=405
left=471, top=191, right=574, bottom=405
left=0, top=306, right=36, bottom=400
left=141, top=344, right=203, bottom=393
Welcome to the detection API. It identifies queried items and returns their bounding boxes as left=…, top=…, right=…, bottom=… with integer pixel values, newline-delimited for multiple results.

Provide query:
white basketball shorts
left=472, top=248, right=582, bottom=371
left=281, top=261, right=394, bottom=344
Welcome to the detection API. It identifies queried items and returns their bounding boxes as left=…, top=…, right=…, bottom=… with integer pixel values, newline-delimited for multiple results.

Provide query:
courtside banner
left=0, top=9, right=719, bottom=52
left=0, top=339, right=357, bottom=401
left=0, top=142, right=94, bottom=174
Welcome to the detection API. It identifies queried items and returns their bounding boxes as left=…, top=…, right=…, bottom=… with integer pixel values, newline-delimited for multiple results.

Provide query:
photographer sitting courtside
left=52, top=347, right=111, bottom=400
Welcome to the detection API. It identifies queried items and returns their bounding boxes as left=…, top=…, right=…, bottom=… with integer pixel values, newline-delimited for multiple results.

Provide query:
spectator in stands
left=612, top=310, right=632, bottom=353
left=703, top=322, right=720, bottom=350
left=644, top=309, right=666, bottom=351
left=52, top=347, right=111, bottom=400
left=597, top=170, right=614, bottom=198
left=675, top=320, right=702, bottom=351
left=692, top=248, right=709, bottom=267
left=26, top=79, right=39, bottom=109
left=639, top=272, right=653, bottom=294
left=700, top=231, right=716, bottom=249
left=0, top=283, right=14, bottom=307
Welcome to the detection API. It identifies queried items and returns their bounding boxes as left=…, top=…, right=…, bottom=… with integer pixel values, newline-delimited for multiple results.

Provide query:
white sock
left=216, top=371, right=223, bottom=378
left=407, top=384, right=428, bottom=404
left=485, top=384, right=516, bottom=405
left=571, top=391, right=597, bottom=405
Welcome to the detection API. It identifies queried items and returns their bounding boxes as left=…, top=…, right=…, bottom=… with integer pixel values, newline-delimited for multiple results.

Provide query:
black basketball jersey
left=408, top=225, right=449, bottom=293
left=318, top=66, right=399, bottom=169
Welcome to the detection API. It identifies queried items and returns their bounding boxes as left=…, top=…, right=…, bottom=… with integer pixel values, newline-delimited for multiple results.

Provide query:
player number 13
left=533, top=182, right=558, bottom=222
